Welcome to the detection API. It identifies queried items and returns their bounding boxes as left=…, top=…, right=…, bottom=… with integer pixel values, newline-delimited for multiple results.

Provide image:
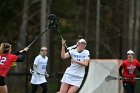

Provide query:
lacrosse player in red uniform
left=0, top=43, right=28, bottom=93
left=119, top=50, right=140, bottom=93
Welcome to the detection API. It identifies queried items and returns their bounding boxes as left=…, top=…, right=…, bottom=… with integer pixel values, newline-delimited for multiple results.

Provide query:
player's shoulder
left=35, top=55, right=42, bottom=59
left=83, top=49, right=90, bottom=53
left=8, top=53, right=17, bottom=57
left=69, top=48, right=76, bottom=53
left=45, top=56, right=48, bottom=59
left=134, top=59, right=139, bottom=63
left=122, top=59, right=128, bottom=63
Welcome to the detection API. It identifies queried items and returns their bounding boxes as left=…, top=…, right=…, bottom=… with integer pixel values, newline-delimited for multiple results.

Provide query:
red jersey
left=122, top=59, right=140, bottom=84
left=0, top=53, right=18, bottom=77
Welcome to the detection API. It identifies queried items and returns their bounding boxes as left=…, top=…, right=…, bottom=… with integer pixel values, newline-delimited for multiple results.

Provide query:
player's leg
left=0, top=85, right=8, bottom=93
left=40, top=82, right=48, bottom=93
left=59, top=82, right=70, bottom=93
left=130, top=84, right=135, bottom=93
left=123, top=83, right=131, bottom=93
left=67, top=85, right=78, bottom=93
left=0, top=76, right=7, bottom=93
left=31, top=84, right=38, bottom=93
left=67, top=74, right=82, bottom=93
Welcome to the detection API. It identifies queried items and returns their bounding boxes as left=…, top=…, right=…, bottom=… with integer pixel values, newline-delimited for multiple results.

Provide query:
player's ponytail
left=0, top=43, right=11, bottom=54
left=0, top=43, right=5, bottom=54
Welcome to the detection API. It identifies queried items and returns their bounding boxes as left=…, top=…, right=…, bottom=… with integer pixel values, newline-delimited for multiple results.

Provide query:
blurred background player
left=0, top=43, right=28, bottom=93
left=30, top=47, right=49, bottom=93
left=58, top=39, right=90, bottom=93
left=119, top=50, right=140, bottom=93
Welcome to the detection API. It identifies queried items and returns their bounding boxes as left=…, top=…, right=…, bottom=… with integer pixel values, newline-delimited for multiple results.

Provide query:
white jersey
left=67, top=45, right=77, bottom=50
left=65, top=49, right=90, bottom=77
left=30, top=55, right=48, bottom=84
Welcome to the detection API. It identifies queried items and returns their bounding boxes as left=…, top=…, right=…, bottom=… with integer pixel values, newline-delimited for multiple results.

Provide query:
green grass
left=47, top=79, right=61, bottom=93
left=135, top=80, right=140, bottom=93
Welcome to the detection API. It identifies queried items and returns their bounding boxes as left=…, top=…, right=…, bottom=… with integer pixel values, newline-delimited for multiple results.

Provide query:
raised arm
left=61, top=39, right=70, bottom=59
left=16, top=47, right=29, bottom=62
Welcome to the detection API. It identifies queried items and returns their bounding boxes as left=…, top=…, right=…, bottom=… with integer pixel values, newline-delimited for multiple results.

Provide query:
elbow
left=83, top=62, right=89, bottom=67
left=84, top=60, right=90, bottom=67
left=61, top=53, right=66, bottom=59
left=61, top=56, right=66, bottom=59
left=61, top=58, right=65, bottom=59
left=85, top=63, right=89, bottom=67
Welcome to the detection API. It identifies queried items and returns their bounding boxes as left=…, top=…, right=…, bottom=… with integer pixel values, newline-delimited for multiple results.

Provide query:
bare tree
left=128, top=0, right=135, bottom=49
left=134, top=0, right=140, bottom=57
left=41, top=0, right=47, bottom=46
left=15, top=0, right=29, bottom=74
left=18, top=0, right=29, bottom=52
left=12, top=0, right=29, bottom=93
left=95, top=0, right=100, bottom=58
left=40, top=0, right=51, bottom=50
left=40, top=0, right=55, bottom=74
left=85, top=0, right=90, bottom=40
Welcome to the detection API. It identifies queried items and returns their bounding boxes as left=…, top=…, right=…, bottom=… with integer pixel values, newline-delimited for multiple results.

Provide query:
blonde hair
left=0, top=43, right=11, bottom=54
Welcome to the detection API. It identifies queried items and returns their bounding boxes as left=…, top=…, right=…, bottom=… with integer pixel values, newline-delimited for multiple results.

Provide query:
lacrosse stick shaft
left=120, top=77, right=140, bottom=80
left=57, top=29, right=68, bottom=49
left=30, top=68, right=46, bottom=76
left=57, top=29, right=73, bottom=59
left=27, top=27, right=49, bottom=48
left=105, top=75, right=140, bottom=82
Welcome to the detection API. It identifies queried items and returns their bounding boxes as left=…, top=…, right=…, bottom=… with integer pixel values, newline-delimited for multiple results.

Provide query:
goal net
left=79, top=59, right=123, bottom=93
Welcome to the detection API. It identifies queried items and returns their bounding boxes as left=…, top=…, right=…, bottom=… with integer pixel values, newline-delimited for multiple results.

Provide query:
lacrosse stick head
left=105, top=76, right=112, bottom=82
left=105, top=75, right=118, bottom=82
left=48, top=14, right=60, bottom=30
left=30, top=68, right=34, bottom=75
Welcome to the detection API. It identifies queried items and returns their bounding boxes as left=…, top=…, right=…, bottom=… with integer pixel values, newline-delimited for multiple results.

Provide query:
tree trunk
left=41, top=0, right=47, bottom=46
left=16, top=0, right=29, bottom=72
left=18, top=0, right=29, bottom=49
left=121, top=0, right=129, bottom=59
left=85, top=0, right=90, bottom=40
left=14, top=0, right=29, bottom=93
left=95, top=0, right=100, bottom=58
left=134, top=0, right=140, bottom=57
left=128, top=0, right=135, bottom=49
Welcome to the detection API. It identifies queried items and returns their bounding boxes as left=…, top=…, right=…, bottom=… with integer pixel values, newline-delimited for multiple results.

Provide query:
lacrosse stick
left=27, top=14, right=59, bottom=48
left=30, top=68, right=49, bottom=77
left=105, top=75, right=140, bottom=82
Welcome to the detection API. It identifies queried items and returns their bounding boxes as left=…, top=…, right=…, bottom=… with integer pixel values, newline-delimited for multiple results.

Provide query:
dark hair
left=78, top=35, right=84, bottom=39
left=0, top=43, right=11, bottom=54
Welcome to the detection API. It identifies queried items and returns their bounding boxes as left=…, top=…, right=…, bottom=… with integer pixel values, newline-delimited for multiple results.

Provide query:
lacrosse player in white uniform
left=58, top=39, right=90, bottom=93
left=30, top=47, right=49, bottom=93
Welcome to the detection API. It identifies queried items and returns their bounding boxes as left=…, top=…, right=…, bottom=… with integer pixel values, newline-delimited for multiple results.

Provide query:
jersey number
left=42, top=65, right=46, bottom=69
left=77, top=59, right=80, bottom=61
left=128, top=69, right=134, bottom=74
left=0, top=57, right=7, bottom=65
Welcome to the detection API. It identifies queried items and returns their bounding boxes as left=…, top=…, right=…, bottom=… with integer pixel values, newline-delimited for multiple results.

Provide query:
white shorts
left=30, top=75, right=47, bottom=84
left=61, top=73, right=83, bottom=87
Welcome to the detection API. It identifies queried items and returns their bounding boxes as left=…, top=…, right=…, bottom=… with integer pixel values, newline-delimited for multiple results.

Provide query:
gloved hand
left=119, top=76, right=122, bottom=80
